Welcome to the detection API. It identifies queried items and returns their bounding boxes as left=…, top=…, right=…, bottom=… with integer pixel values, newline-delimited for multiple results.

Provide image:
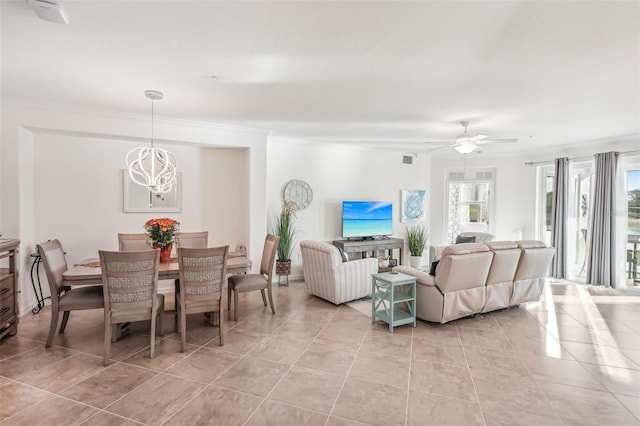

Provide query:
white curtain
left=551, top=157, right=569, bottom=278
left=586, top=152, right=623, bottom=287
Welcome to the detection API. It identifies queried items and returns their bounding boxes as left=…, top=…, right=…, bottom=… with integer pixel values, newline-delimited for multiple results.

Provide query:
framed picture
left=401, top=189, right=426, bottom=223
left=123, top=169, right=182, bottom=213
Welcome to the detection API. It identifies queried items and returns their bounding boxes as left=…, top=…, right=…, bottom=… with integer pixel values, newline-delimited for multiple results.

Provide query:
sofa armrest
left=392, top=265, right=435, bottom=286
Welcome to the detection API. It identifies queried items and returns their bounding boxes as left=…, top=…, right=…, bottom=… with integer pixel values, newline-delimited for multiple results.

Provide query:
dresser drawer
left=0, top=279, right=14, bottom=301
left=0, top=295, right=15, bottom=324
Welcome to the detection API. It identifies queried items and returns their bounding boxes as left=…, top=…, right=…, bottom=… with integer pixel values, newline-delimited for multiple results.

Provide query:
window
left=536, top=165, right=554, bottom=246
left=445, top=169, right=495, bottom=244
left=625, top=157, right=640, bottom=286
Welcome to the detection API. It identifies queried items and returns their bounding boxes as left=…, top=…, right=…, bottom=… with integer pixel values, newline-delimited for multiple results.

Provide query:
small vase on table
left=154, top=243, right=173, bottom=263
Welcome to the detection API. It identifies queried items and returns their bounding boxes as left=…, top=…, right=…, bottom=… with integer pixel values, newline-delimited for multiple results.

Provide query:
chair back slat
left=37, top=239, right=68, bottom=294
left=118, top=233, right=150, bottom=251
left=178, top=246, right=228, bottom=302
left=99, top=249, right=160, bottom=309
left=176, top=231, right=208, bottom=249
left=260, top=234, right=279, bottom=279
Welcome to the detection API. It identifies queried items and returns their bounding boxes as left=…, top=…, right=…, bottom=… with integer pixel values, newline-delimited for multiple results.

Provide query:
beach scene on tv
left=342, top=201, right=393, bottom=239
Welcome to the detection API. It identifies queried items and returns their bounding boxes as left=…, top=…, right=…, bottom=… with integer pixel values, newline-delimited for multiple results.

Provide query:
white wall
left=428, top=137, right=640, bottom=248
left=429, top=154, right=533, bottom=244
left=267, top=137, right=432, bottom=277
left=1, top=101, right=267, bottom=314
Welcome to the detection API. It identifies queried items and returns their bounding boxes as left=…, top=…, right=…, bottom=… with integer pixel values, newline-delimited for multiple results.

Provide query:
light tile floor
left=1, top=280, right=639, bottom=425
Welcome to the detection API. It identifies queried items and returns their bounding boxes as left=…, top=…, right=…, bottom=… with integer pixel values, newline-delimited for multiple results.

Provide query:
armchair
left=300, top=240, right=378, bottom=304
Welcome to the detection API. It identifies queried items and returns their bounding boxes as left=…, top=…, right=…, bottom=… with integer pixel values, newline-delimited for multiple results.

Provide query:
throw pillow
left=456, top=235, right=476, bottom=244
left=337, top=247, right=348, bottom=262
left=429, top=260, right=440, bottom=276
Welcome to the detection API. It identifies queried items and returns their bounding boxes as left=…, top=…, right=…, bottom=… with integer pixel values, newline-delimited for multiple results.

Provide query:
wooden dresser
left=0, top=239, right=20, bottom=340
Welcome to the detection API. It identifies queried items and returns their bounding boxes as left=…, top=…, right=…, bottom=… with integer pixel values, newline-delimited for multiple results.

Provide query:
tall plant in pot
left=406, top=224, right=428, bottom=269
left=273, top=201, right=297, bottom=283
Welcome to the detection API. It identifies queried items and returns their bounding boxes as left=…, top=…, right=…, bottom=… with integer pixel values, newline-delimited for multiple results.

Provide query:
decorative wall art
left=401, top=189, right=426, bottom=223
left=123, top=170, right=182, bottom=213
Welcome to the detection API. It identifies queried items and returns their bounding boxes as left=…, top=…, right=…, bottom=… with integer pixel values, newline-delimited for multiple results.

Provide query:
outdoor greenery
left=630, top=188, right=640, bottom=232
left=406, top=224, right=428, bottom=256
left=273, top=201, right=297, bottom=261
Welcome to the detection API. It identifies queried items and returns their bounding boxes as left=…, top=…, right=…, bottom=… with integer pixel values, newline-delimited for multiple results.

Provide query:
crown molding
left=0, top=97, right=271, bottom=136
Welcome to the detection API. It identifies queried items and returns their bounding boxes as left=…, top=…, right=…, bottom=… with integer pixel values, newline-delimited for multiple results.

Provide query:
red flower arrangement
left=144, top=218, right=180, bottom=249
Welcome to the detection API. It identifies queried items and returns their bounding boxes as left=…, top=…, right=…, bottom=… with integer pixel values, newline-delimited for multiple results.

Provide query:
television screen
left=342, top=201, right=393, bottom=239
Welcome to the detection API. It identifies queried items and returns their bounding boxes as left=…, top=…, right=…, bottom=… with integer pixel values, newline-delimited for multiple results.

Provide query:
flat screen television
left=342, top=201, right=393, bottom=239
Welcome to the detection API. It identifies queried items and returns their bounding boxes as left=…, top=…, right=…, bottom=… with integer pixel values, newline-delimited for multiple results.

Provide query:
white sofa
left=300, top=240, right=378, bottom=304
left=394, top=240, right=554, bottom=323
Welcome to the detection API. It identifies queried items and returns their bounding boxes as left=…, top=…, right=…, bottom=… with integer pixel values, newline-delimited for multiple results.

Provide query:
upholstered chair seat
left=37, top=239, right=104, bottom=348
left=228, top=234, right=279, bottom=321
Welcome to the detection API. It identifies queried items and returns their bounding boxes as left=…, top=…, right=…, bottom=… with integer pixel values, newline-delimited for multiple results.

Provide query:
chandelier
left=126, top=90, right=177, bottom=194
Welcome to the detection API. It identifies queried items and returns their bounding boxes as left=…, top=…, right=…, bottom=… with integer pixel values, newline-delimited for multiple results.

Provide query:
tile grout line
left=240, top=305, right=343, bottom=426
left=323, top=306, right=373, bottom=426
left=456, top=321, right=489, bottom=426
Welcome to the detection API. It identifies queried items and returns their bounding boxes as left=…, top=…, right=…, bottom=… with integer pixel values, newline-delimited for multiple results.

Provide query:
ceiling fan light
left=454, top=142, right=477, bottom=154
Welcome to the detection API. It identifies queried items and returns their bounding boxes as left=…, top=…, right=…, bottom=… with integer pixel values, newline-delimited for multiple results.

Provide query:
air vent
left=402, top=155, right=413, bottom=165
left=448, top=172, right=465, bottom=180
left=476, top=171, right=493, bottom=179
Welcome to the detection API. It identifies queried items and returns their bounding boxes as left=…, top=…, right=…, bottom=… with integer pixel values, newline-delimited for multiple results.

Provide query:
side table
left=371, top=271, right=416, bottom=333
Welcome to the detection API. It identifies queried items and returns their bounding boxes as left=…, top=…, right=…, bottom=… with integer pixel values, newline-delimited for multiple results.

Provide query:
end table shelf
left=371, top=272, right=416, bottom=333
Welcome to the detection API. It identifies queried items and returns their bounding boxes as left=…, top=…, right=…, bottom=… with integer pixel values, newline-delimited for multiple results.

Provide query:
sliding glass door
left=625, top=157, right=640, bottom=288
left=567, top=161, right=592, bottom=281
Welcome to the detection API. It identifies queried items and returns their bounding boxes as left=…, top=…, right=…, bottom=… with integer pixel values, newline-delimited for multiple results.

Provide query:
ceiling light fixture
left=28, top=0, right=68, bottom=24
left=126, top=90, right=177, bottom=194
left=454, top=142, right=477, bottom=154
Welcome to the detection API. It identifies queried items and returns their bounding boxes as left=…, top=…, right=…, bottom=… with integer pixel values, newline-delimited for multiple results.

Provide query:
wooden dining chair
left=227, top=234, right=279, bottom=321
left=176, top=246, right=228, bottom=351
left=118, top=233, right=150, bottom=251
left=37, top=239, right=105, bottom=348
left=98, top=249, right=165, bottom=365
left=175, top=231, right=208, bottom=249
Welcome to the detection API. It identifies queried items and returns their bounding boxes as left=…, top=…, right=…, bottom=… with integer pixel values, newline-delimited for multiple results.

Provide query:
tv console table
left=333, top=238, right=404, bottom=266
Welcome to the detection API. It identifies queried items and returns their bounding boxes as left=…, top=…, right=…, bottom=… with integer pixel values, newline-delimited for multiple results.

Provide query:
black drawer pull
left=0, top=288, right=10, bottom=295
left=0, top=307, right=10, bottom=315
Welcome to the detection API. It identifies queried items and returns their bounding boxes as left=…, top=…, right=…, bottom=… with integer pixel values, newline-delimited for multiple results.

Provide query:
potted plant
left=406, top=224, right=428, bottom=269
left=273, top=201, right=297, bottom=283
left=144, top=217, right=180, bottom=263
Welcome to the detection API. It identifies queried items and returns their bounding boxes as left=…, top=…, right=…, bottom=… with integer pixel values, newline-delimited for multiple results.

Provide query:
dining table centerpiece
left=144, top=217, right=180, bottom=262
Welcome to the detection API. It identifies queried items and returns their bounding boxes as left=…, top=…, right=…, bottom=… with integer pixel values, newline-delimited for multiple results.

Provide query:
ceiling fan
left=431, top=121, right=517, bottom=154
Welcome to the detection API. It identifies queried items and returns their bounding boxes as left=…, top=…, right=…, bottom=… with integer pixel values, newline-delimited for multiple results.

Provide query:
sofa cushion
left=441, top=243, right=490, bottom=257
left=516, top=240, right=548, bottom=249
left=429, top=260, right=439, bottom=276
left=337, top=247, right=348, bottom=262
left=456, top=235, right=476, bottom=244
left=485, top=241, right=518, bottom=250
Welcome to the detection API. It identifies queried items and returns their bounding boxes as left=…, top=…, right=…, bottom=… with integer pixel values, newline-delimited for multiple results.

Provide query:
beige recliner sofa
left=394, top=240, right=554, bottom=323
left=428, top=232, right=495, bottom=263
left=394, top=243, right=494, bottom=323
left=300, top=240, right=378, bottom=304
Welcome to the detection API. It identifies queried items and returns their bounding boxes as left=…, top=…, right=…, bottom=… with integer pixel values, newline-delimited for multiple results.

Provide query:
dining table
left=62, top=256, right=252, bottom=286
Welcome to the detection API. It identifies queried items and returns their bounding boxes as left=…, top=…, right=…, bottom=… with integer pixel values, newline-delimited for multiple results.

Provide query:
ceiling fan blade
left=423, top=140, right=453, bottom=145
left=470, top=134, right=489, bottom=142
left=476, top=138, right=518, bottom=144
